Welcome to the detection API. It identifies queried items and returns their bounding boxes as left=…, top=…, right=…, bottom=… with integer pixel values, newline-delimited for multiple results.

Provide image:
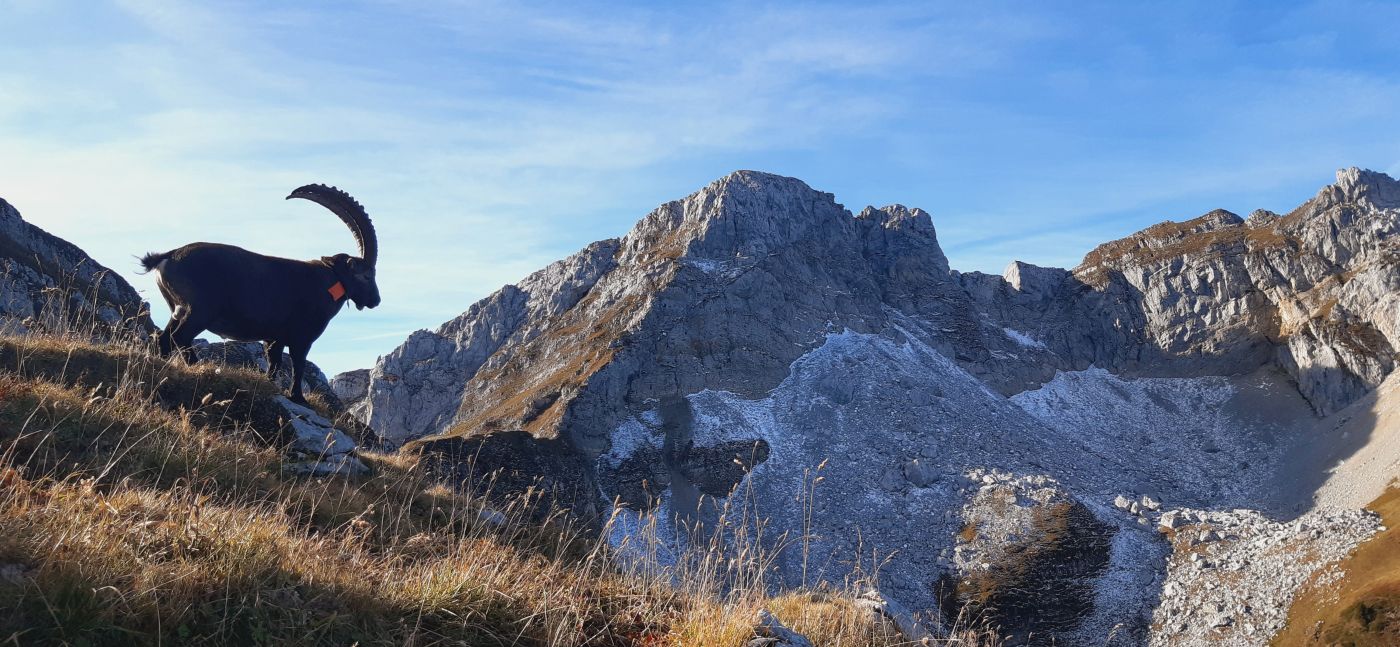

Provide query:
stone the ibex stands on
left=141, top=185, right=380, bottom=403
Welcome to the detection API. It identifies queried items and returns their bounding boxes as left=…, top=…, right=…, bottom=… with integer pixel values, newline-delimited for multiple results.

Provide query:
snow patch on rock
left=1002, top=327, right=1046, bottom=349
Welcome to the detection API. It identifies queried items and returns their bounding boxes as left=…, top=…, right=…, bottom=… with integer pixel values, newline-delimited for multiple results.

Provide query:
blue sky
left=2, top=1, right=1398, bottom=375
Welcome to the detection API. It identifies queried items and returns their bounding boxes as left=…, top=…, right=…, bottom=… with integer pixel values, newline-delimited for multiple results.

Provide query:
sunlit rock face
left=353, top=169, right=1400, bottom=645
left=965, top=167, right=1400, bottom=416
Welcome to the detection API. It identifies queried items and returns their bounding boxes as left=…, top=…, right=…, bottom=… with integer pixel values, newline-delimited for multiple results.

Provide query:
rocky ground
left=1148, top=506, right=1382, bottom=646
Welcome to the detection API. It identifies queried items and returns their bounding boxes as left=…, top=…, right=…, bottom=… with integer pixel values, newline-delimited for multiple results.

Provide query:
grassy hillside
left=1275, top=485, right=1400, bottom=646
left=0, top=333, right=943, bottom=646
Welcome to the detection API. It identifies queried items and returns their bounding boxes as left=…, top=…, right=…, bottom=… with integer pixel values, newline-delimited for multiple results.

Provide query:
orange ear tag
left=328, top=281, right=347, bottom=301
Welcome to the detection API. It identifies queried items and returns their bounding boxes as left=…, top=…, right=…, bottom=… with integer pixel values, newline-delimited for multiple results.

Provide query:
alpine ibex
left=141, top=185, right=380, bottom=403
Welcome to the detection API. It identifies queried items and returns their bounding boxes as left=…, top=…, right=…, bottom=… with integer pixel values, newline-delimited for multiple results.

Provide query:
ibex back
left=141, top=185, right=380, bottom=403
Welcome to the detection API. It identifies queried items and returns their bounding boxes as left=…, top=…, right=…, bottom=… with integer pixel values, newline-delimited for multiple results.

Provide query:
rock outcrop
left=948, top=471, right=1116, bottom=645
left=968, top=168, right=1400, bottom=415
left=349, top=168, right=1400, bottom=645
left=277, top=396, right=367, bottom=476
left=0, top=197, right=152, bottom=336
left=331, top=368, right=370, bottom=404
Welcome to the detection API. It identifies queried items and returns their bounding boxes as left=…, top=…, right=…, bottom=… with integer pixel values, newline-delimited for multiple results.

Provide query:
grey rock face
left=331, top=368, right=370, bottom=403
left=359, top=238, right=621, bottom=445
left=0, top=197, right=152, bottom=337
left=969, top=168, right=1400, bottom=414
left=331, top=368, right=371, bottom=420
left=349, top=168, right=1400, bottom=644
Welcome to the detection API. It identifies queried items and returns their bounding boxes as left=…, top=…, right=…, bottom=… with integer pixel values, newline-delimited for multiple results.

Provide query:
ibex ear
left=320, top=253, right=352, bottom=276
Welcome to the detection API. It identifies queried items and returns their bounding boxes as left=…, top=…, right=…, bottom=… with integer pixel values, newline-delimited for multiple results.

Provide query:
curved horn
left=285, top=184, right=377, bottom=266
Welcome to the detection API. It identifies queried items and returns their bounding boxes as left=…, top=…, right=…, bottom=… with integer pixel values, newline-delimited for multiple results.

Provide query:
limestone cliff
left=347, top=168, right=1400, bottom=645
left=967, top=167, right=1400, bottom=415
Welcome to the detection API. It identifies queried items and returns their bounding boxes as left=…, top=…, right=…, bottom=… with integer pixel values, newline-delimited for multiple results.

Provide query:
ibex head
left=321, top=253, right=380, bottom=310
left=288, top=184, right=382, bottom=310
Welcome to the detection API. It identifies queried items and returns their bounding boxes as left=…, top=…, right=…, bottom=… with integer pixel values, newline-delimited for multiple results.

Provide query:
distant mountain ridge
left=341, top=168, right=1400, bottom=645
left=356, top=168, right=1400, bottom=444
left=964, top=167, right=1400, bottom=414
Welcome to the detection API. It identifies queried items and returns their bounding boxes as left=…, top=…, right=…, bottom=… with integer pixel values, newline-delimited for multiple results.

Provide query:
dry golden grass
left=1274, top=485, right=1400, bottom=647
left=0, top=330, right=937, bottom=646
left=1074, top=209, right=1300, bottom=287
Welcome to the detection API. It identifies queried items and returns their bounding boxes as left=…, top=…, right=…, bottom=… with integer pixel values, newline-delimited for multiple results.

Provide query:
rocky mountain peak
left=1002, top=260, right=1068, bottom=301
left=620, top=170, right=848, bottom=268
left=857, top=204, right=932, bottom=229
left=1330, top=166, right=1400, bottom=208
left=1246, top=209, right=1280, bottom=227
left=359, top=171, right=974, bottom=446
left=1196, top=207, right=1246, bottom=229
left=856, top=204, right=950, bottom=276
left=615, top=173, right=952, bottom=276
left=1074, top=208, right=1245, bottom=277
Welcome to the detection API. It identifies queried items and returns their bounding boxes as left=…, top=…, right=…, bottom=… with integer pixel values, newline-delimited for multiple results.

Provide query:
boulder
left=274, top=396, right=366, bottom=476
left=948, top=477, right=1116, bottom=644
left=331, top=368, right=371, bottom=405
left=856, top=588, right=937, bottom=642
left=749, top=609, right=814, bottom=647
